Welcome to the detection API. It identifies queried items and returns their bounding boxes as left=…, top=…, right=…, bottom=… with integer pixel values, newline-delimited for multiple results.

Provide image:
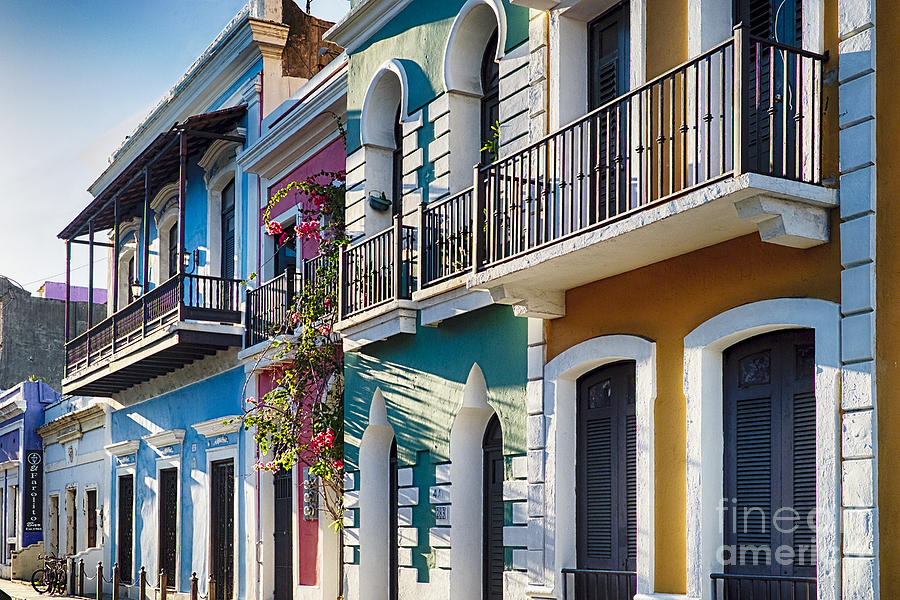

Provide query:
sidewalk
left=0, top=578, right=70, bottom=600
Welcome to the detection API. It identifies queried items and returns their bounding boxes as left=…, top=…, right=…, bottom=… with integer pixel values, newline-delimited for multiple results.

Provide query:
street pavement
left=0, top=578, right=74, bottom=600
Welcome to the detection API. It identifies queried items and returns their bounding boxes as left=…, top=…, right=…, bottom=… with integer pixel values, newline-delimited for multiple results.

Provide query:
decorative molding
left=142, top=429, right=186, bottom=449
left=324, top=0, right=415, bottom=54
left=443, top=0, right=508, bottom=95
left=105, top=440, right=140, bottom=457
left=198, top=139, right=241, bottom=186
left=37, top=403, right=108, bottom=444
left=0, top=395, right=26, bottom=422
left=360, top=59, right=415, bottom=149
left=192, top=416, right=243, bottom=438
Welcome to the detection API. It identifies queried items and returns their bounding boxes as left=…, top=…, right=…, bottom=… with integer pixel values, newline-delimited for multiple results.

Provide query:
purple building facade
left=0, top=381, right=57, bottom=578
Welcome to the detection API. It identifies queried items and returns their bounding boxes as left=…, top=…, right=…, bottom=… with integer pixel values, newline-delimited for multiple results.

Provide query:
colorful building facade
left=0, top=382, right=56, bottom=580
left=330, top=0, right=889, bottom=598
left=53, top=2, right=341, bottom=600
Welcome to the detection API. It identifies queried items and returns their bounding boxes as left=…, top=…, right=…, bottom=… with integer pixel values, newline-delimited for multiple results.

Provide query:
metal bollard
left=113, top=563, right=120, bottom=600
left=208, top=576, right=216, bottom=600
left=190, top=573, right=198, bottom=600
left=159, top=570, right=167, bottom=600
left=79, top=559, right=85, bottom=597
left=97, top=562, right=103, bottom=600
left=139, top=567, right=147, bottom=600
left=69, top=558, right=76, bottom=596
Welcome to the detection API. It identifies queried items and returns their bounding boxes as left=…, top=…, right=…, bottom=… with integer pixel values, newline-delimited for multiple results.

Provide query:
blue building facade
left=53, top=3, right=342, bottom=600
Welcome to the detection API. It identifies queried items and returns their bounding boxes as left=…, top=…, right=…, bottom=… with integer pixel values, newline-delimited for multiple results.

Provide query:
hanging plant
left=241, top=165, right=348, bottom=531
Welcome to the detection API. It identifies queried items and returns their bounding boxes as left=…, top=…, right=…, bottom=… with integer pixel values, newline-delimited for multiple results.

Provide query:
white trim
left=357, top=389, right=395, bottom=600
left=143, top=429, right=186, bottom=449
left=154, top=456, right=182, bottom=591
left=542, top=335, right=656, bottom=596
left=442, top=0, right=507, bottom=95
left=205, top=445, right=239, bottom=600
left=449, top=364, right=497, bottom=600
left=324, top=0, right=415, bottom=54
left=193, top=416, right=243, bottom=438
left=205, top=163, right=240, bottom=279
left=682, top=298, right=840, bottom=600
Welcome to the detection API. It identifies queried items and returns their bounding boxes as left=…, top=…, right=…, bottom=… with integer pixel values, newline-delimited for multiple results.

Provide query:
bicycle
left=31, top=554, right=69, bottom=595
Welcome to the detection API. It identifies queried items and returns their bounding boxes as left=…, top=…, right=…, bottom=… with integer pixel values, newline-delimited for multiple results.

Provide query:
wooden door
left=482, top=416, right=504, bottom=600
left=273, top=468, right=293, bottom=600
left=576, top=361, right=636, bottom=572
left=158, top=468, right=178, bottom=587
left=723, top=329, right=816, bottom=579
left=211, top=460, right=235, bottom=600
left=118, top=475, right=134, bottom=582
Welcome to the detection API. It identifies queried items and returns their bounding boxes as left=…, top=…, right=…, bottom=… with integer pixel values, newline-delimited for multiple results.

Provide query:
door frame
left=206, top=445, right=239, bottom=600
left=114, top=466, right=136, bottom=584
left=543, top=335, right=656, bottom=596
left=683, top=298, right=840, bottom=600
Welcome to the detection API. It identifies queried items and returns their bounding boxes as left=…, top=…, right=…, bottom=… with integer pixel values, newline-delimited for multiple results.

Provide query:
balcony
left=335, top=30, right=835, bottom=339
left=464, top=30, right=835, bottom=316
left=63, top=273, right=243, bottom=396
left=561, top=568, right=636, bottom=600
left=244, top=253, right=337, bottom=349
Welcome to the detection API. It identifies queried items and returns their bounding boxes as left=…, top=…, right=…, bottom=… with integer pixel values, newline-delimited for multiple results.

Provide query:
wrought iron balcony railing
left=710, top=572, right=816, bottom=600
left=65, top=273, right=243, bottom=377
left=561, top=568, right=637, bottom=600
left=339, top=216, right=416, bottom=319
left=342, top=29, right=828, bottom=322
left=245, top=254, right=339, bottom=347
left=419, top=186, right=474, bottom=288
left=469, top=27, right=827, bottom=270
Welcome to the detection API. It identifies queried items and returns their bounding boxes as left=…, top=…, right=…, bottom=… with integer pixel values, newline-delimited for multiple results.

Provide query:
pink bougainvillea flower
left=295, top=220, right=321, bottom=241
left=245, top=397, right=255, bottom=404
left=318, top=324, right=331, bottom=336
left=333, top=460, right=344, bottom=471
left=265, top=221, right=284, bottom=236
left=279, top=232, right=290, bottom=245
left=323, top=298, right=331, bottom=308
left=289, top=311, right=302, bottom=326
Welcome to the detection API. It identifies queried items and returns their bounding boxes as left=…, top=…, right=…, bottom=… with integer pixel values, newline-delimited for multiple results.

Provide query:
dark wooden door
left=483, top=415, right=504, bottom=600
left=723, top=329, right=816, bottom=581
left=158, top=468, right=178, bottom=587
left=211, top=460, right=235, bottom=600
left=576, top=361, right=637, bottom=573
left=86, top=490, right=97, bottom=548
left=273, top=468, right=293, bottom=600
left=389, top=440, right=399, bottom=600
left=480, top=29, right=500, bottom=165
left=118, top=475, right=134, bottom=583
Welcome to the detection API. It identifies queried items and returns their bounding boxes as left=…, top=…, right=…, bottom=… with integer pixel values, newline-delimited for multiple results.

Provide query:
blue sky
left=0, top=0, right=348, bottom=291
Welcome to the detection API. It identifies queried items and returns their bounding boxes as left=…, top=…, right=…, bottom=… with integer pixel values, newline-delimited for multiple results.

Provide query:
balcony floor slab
left=468, top=173, right=838, bottom=318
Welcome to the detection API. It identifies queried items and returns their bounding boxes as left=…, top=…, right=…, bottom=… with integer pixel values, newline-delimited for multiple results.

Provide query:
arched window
left=221, top=180, right=236, bottom=279
left=482, top=415, right=504, bottom=600
left=480, top=30, right=500, bottom=165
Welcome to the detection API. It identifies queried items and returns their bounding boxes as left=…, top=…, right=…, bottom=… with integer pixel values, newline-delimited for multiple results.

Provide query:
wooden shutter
left=723, top=330, right=816, bottom=578
left=158, top=468, right=178, bottom=587
left=576, top=360, right=637, bottom=572
left=86, top=490, right=97, bottom=548
left=588, top=5, right=629, bottom=111
left=273, top=469, right=293, bottom=600
left=221, top=181, right=236, bottom=280
left=117, top=475, right=134, bottom=583
left=211, top=460, right=235, bottom=600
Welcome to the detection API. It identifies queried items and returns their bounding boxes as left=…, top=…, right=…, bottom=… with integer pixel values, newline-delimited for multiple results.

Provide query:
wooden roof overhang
left=58, top=105, right=248, bottom=241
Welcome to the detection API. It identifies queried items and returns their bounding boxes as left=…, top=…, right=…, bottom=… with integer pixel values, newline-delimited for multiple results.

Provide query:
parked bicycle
left=31, top=554, right=69, bottom=595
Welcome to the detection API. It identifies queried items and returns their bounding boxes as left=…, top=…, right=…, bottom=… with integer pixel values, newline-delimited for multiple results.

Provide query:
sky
left=0, top=0, right=349, bottom=292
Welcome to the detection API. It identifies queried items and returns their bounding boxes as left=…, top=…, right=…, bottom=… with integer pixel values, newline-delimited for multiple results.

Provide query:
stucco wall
left=876, top=0, right=899, bottom=591
left=545, top=227, right=841, bottom=593
left=108, top=367, right=247, bottom=595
